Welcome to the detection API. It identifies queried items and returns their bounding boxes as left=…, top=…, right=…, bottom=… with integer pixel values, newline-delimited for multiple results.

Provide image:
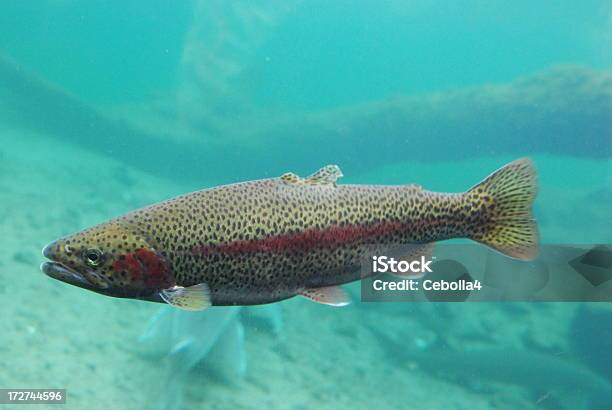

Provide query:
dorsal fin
left=280, top=172, right=301, bottom=184
left=305, top=165, right=343, bottom=185
left=280, top=165, right=343, bottom=186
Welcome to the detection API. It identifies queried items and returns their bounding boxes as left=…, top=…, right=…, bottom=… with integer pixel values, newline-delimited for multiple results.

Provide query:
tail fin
left=467, top=158, right=538, bottom=260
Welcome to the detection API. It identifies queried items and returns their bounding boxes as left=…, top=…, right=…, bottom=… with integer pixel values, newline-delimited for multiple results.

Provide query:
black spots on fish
left=100, top=178, right=464, bottom=302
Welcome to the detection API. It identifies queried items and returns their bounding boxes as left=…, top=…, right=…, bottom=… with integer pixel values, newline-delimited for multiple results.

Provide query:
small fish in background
left=137, top=304, right=282, bottom=410
left=41, top=158, right=538, bottom=310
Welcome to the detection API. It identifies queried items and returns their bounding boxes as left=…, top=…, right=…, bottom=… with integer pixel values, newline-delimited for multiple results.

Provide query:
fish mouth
left=41, top=241, right=110, bottom=291
left=40, top=261, right=98, bottom=290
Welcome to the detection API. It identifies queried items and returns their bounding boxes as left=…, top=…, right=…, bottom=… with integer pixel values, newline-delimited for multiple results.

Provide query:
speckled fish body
left=42, top=159, right=538, bottom=309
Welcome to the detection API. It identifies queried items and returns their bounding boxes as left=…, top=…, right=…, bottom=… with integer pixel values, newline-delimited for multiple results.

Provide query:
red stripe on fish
left=194, top=221, right=406, bottom=256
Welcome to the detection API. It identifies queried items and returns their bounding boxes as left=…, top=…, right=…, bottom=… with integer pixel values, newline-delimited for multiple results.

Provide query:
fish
left=137, top=304, right=282, bottom=410
left=41, top=158, right=538, bottom=310
left=140, top=306, right=245, bottom=410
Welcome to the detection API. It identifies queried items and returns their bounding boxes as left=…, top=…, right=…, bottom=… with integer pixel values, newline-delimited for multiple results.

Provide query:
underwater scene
left=1, top=1, right=611, bottom=409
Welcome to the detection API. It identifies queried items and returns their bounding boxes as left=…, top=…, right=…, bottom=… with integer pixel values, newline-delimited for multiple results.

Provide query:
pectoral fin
left=160, top=283, right=211, bottom=311
left=300, top=285, right=351, bottom=307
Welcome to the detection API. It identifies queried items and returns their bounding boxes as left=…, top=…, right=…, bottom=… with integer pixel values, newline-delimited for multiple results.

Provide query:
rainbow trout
left=41, top=158, right=538, bottom=310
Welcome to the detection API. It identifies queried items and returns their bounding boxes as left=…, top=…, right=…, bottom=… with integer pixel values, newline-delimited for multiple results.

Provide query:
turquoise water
left=1, top=1, right=611, bottom=410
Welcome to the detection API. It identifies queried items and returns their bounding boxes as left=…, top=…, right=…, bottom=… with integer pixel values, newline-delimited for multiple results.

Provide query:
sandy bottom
left=1, top=125, right=609, bottom=410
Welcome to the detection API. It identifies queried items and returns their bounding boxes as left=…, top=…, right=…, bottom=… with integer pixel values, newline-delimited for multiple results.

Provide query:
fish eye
left=84, top=248, right=104, bottom=267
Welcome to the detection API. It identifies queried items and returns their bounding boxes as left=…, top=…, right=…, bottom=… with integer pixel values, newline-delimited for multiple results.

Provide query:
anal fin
left=390, top=242, right=435, bottom=279
left=300, top=285, right=351, bottom=307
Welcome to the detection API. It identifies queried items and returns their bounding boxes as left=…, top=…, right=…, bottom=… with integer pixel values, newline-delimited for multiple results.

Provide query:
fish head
left=41, top=220, right=174, bottom=300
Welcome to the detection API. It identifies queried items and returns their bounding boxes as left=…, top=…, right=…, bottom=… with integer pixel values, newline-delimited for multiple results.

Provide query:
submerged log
left=253, top=65, right=611, bottom=175
left=0, top=55, right=202, bottom=181
left=1, top=55, right=610, bottom=184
